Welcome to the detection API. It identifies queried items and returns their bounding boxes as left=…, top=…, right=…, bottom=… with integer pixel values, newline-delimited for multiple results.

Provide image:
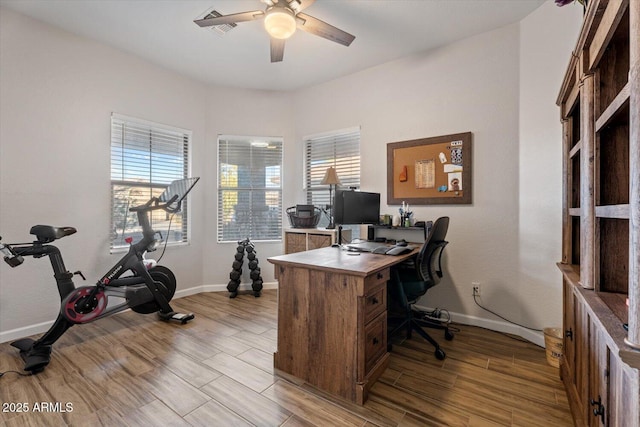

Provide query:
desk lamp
left=321, top=167, right=341, bottom=229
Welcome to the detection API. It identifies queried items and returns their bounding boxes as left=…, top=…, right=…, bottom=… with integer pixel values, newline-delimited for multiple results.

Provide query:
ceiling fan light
left=264, top=8, right=296, bottom=39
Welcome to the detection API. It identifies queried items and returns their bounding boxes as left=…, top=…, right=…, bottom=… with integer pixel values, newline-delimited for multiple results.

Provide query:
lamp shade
left=264, top=8, right=297, bottom=40
left=321, top=167, right=341, bottom=185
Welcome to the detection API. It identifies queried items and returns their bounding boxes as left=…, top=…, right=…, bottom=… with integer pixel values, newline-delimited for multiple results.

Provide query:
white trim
left=111, top=112, right=192, bottom=138
left=218, top=134, right=283, bottom=143
left=0, top=281, right=279, bottom=344
left=414, top=303, right=546, bottom=348
left=0, top=320, right=57, bottom=346
left=302, top=125, right=361, bottom=142
left=1, top=285, right=544, bottom=349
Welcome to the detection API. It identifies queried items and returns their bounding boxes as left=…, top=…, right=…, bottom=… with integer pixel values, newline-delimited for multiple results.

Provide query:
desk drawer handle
left=373, top=337, right=379, bottom=345
left=370, top=297, right=379, bottom=305
left=377, top=272, right=384, bottom=280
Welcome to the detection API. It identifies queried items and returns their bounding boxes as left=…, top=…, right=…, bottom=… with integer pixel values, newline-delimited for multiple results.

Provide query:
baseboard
left=1, top=284, right=544, bottom=348
left=0, top=320, right=57, bottom=346
left=177, top=281, right=278, bottom=297
left=0, top=281, right=279, bottom=344
left=413, top=303, right=545, bottom=348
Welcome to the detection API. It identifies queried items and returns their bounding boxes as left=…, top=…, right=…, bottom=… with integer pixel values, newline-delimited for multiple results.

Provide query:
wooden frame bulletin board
left=387, top=132, right=472, bottom=205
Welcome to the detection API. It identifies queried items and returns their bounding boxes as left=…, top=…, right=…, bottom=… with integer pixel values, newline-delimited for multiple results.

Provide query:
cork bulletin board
left=387, top=132, right=472, bottom=205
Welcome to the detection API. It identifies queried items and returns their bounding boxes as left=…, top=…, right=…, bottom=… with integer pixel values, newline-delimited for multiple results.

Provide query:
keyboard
left=346, top=242, right=393, bottom=252
left=346, top=241, right=416, bottom=255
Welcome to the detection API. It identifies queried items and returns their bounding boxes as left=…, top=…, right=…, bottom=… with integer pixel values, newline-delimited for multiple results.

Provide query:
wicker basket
left=543, top=327, right=563, bottom=368
left=287, top=206, right=321, bottom=228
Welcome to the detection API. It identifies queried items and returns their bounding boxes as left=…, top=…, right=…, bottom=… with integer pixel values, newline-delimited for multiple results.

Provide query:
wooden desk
left=267, top=245, right=419, bottom=405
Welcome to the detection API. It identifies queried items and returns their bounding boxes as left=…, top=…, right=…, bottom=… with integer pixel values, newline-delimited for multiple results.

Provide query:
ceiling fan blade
left=288, top=0, right=316, bottom=13
left=194, top=11, right=264, bottom=28
left=270, top=38, right=285, bottom=63
left=296, top=13, right=355, bottom=47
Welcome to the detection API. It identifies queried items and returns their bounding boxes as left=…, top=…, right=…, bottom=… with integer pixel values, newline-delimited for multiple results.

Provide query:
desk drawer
left=364, top=282, right=387, bottom=325
left=365, top=268, right=389, bottom=292
left=364, top=312, right=387, bottom=374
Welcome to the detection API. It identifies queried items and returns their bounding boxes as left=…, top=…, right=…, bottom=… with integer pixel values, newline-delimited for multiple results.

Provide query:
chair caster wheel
left=229, top=292, right=237, bottom=299
left=435, top=348, right=446, bottom=360
left=445, top=330, right=454, bottom=341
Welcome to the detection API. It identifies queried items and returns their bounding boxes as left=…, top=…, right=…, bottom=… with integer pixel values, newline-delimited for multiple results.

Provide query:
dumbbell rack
left=227, top=238, right=263, bottom=298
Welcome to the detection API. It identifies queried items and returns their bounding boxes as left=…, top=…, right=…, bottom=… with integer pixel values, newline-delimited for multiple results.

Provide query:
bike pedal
left=158, top=311, right=195, bottom=324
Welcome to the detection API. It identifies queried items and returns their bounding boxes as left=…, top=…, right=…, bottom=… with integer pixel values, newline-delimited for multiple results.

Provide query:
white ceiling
left=0, top=0, right=545, bottom=91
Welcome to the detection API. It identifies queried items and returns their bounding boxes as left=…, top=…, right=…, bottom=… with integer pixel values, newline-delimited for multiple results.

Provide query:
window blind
left=304, top=128, right=361, bottom=227
left=217, top=136, right=283, bottom=242
left=110, top=114, right=191, bottom=251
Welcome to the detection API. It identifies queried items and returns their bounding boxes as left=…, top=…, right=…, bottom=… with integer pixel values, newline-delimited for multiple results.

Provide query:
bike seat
left=30, top=225, right=77, bottom=243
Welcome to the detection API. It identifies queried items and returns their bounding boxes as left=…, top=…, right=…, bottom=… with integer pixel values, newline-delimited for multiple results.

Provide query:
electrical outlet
left=472, top=282, right=481, bottom=296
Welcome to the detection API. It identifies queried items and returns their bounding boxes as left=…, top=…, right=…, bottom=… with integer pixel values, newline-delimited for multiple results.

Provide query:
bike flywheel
left=61, top=286, right=108, bottom=323
left=131, top=265, right=177, bottom=314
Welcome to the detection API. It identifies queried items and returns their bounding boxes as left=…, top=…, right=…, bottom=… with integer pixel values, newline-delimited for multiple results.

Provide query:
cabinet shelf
left=557, top=262, right=581, bottom=286
left=568, top=140, right=581, bottom=158
left=588, top=0, right=628, bottom=72
left=595, top=82, right=630, bottom=132
left=595, top=203, right=629, bottom=219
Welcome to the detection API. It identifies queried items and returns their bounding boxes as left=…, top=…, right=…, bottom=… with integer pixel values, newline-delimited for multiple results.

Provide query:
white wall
left=518, top=2, right=583, bottom=333
left=200, top=85, right=294, bottom=287
left=291, top=2, right=582, bottom=343
left=0, top=3, right=582, bottom=344
left=0, top=8, right=290, bottom=340
left=0, top=7, right=203, bottom=334
left=292, top=23, right=525, bottom=333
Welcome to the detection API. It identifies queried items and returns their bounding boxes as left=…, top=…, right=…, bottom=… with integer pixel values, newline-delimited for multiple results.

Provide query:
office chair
left=387, top=216, right=452, bottom=360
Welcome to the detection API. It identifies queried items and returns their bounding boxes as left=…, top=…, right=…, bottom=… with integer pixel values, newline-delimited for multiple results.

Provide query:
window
left=304, top=127, right=361, bottom=228
left=217, top=136, right=283, bottom=242
left=110, top=113, right=191, bottom=251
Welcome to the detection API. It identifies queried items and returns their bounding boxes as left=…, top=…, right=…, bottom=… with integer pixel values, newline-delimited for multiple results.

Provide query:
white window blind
left=110, top=114, right=191, bottom=251
left=304, top=128, right=361, bottom=227
left=217, top=136, right=283, bottom=242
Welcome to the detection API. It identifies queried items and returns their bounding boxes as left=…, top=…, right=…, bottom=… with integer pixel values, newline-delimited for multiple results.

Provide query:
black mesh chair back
left=388, top=216, right=451, bottom=360
left=415, top=216, right=449, bottom=286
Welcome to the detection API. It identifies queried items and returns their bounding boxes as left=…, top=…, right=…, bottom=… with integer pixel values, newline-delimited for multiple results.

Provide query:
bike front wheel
left=131, top=265, right=177, bottom=314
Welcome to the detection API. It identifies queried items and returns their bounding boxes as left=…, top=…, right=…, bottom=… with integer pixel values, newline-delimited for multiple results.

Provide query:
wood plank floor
left=0, top=290, right=573, bottom=426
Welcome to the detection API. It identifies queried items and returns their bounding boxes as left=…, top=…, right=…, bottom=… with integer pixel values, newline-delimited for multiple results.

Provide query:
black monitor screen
left=334, top=190, right=380, bottom=225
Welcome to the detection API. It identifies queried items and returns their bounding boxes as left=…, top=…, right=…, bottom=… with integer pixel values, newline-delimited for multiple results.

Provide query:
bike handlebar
left=0, top=239, right=25, bottom=267
left=129, top=194, right=180, bottom=213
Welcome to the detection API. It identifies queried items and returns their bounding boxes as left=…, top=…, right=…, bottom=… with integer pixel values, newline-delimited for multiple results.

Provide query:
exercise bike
left=0, top=177, right=199, bottom=373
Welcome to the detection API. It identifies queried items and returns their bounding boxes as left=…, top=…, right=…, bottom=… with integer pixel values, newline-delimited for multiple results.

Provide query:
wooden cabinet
left=284, top=228, right=351, bottom=254
left=271, top=261, right=390, bottom=404
left=557, top=1, right=640, bottom=424
left=268, top=247, right=418, bottom=405
left=559, top=272, right=639, bottom=426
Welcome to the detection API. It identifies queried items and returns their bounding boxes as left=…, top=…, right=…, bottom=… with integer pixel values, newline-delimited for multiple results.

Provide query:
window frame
left=217, top=134, right=284, bottom=243
left=110, top=113, right=192, bottom=253
left=303, top=127, right=361, bottom=228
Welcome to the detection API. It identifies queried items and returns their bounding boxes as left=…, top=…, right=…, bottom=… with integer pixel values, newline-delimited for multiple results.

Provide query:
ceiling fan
left=194, top=0, right=355, bottom=63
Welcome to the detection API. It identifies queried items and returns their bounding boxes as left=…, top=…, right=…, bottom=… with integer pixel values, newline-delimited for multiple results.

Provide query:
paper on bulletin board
left=415, top=159, right=435, bottom=189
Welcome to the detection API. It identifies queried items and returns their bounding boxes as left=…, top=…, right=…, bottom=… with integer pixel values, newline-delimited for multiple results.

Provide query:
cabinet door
left=308, top=233, right=332, bottom=250
left=285, top=232, right=306, bottom=254
left=587, top=318, right=608, bottom=427
left=574, top=299, right=589, bottom=424
left=607, top=355, right=640, bottom=427
left=563, top=280, right=576, bottom=378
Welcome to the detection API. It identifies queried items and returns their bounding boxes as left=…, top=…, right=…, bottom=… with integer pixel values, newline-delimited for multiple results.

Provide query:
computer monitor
left=334, top=189, right=380, bottom=225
